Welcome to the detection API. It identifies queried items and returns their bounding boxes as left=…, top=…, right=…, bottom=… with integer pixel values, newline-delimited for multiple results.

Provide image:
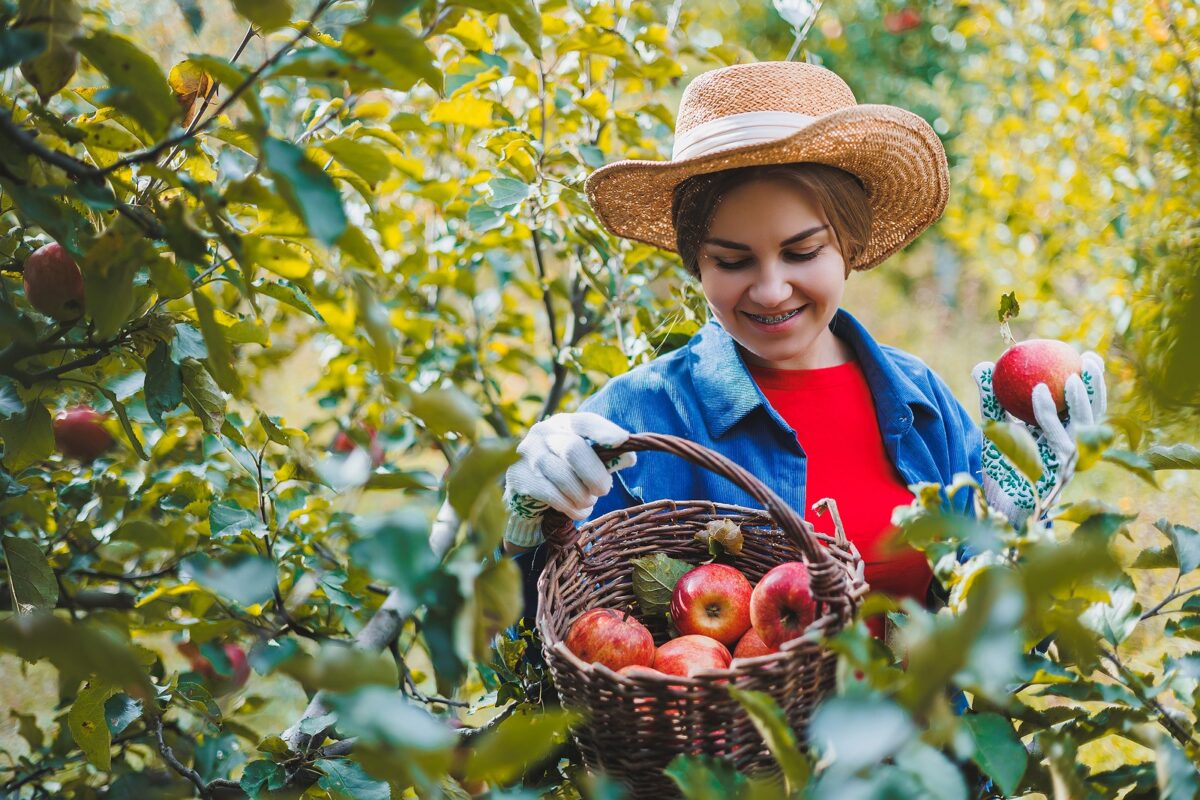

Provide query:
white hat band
left=671, top=110, right=820, bottom=161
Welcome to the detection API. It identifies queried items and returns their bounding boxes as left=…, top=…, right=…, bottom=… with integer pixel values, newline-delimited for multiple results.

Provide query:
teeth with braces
left=748, top=308, right=801, bottom=324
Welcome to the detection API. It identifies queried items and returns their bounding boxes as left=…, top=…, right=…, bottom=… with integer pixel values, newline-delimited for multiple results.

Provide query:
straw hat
left=584, top=61, right=949, bottom=271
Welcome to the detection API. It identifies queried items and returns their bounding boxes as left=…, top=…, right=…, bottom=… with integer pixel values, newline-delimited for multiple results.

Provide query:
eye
left=785, top=245, right=825, bottom=261
left=713, top=257, right=751, bottom=269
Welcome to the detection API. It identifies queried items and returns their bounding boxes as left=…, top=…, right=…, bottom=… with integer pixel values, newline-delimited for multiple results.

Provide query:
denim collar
left=687, top=307, right=938, bottom=440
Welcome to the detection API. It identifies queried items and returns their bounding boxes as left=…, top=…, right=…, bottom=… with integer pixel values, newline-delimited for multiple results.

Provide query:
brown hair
left=670, top=163, right=873, bottom=278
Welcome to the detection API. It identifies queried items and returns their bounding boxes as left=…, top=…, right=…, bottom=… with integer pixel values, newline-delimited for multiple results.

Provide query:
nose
left=746, top=258, right=794, bottom=310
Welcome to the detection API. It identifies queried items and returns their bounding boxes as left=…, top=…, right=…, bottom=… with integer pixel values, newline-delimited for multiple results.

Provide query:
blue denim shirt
left=578, top=307, right=983, bottom=522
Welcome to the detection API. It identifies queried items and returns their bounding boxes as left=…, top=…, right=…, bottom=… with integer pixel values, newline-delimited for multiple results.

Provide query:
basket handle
left=540, top=432, right=833, bottom=567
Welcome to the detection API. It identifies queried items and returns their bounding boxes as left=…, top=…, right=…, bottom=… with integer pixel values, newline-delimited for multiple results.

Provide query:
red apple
left=22, top=242, right=84, bottom=321
left=53, top=406, right=113, bottom=461
left=884, top=7, right=921, bottom=34
left=653, top=634, right=732, bottom=677
left=732, top=627, right=777, bottom=659
left=670, top=563, right=753, bottom=646
left=177, top=641, right=251, bottom=696
left=750, top=562, right=817, bottom=649
left=992, top=339, right=1083, bottom=426
left=617, top=664, right=668, bottom=679
left=331, top=423, right=384, bottom=467
left=565, top=608, right=655, bottom=671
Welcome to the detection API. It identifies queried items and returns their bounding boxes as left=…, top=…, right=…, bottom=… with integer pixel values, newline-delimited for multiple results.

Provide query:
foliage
left=0, top=0, right=1197, bottom=799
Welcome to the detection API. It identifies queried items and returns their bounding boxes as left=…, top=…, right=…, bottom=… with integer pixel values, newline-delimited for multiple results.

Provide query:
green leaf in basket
left=727, top=687, right=811, bottom=794
left=630, top=553, right=694, bottom=619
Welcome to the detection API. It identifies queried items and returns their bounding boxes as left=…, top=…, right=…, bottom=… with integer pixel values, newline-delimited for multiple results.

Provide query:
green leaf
left=2, top=535, right=59, bottom=611
left=0, top=28, right=47, bottom=70
left=82, top=220, right=155, bottom=339
left=487, top=176, right=531, bottom=209
left=172, top=0, right=204, bottom=33
left=103, top=692, right=142, bottom=735
left=244, top=237, right=313, bottom=280
left=0, top=612, right=152, bottom=695
left=1144, top=443, right=1200, bottom=470
left=75, top=30, right=177, bottom=137
left=0, top=379, right=23, bottom=419
left=1132, top=545, right=1177, bottom=569
left=68, top=682, right=114, bottom=770
left=1102, top=449, right=1159, bottom=487
left=149, top=256, right=193, bottom=299
left=319, top=136, right=393, bottom=186
left=472, top=558, right=521, bottom=656
left=254, top=279, right=325, bottom=321
left=630, top=553, right=694, bottom=619
left=181, top=553, right=276, bottom=606
left=337, top=224, right=382, bottom=271
left=962, top=712, right=1027, bottom=796
left=316, top=758, right=390, bottom=800
left=895, top=741, right=967, bottom=800
left=348, top=510, right=440, bottom=617
left=453, top=0, right=542, bottom=57
left=997, top=290, right=1020, bottom=323
left=145, top=340, right=183, bottom=428
left=231, top=0, right=292, bottom=30
left=0, top=400, right=53, bottom=471
left=409, top=386, right=480, bottom=438
left=262, top=137, right=347, bottom=246
left=180, top=358, right=225, bottom=434
left=353, top=272, right=395, bottom=373
left=183, top=54, right=264, bottom=125
left=1157, top=737, right=1200, bottom=800
left=465, top=707, right=576, bottom=783
left=728, top=687, right=810, bottom=794
left=447, top=440, right=519, bottom=532
left=983, top=419, right=1044, bottom=486
left=810, top=696, right=914, bottom=777
left=665, top=754, right=761, bottom=800
left=209, top=500, right=268, bottom=539
left=240, top=759, right=287, bottom=799
left=342, top=21, right=442, bottom=93
left=16, top=0, right=82, bottom=102
left=1156, top=518, right=1200, bottom=576
left=171, top=323, right=208, bottom=362
left=192, top=287, right=243, bottom=396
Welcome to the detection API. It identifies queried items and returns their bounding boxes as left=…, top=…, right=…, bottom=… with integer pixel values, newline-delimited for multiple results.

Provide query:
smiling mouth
left=743, top=307, right=805, bottom=324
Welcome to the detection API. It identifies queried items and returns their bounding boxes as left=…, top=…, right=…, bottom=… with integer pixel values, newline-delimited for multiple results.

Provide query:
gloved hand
left=971, top=351, right=1107, bottom=527
left=502, top=412, right=636, bottom=547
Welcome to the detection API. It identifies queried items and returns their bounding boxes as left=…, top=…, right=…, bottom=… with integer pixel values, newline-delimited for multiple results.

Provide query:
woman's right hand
left=503, top=412, right=636, bottom=547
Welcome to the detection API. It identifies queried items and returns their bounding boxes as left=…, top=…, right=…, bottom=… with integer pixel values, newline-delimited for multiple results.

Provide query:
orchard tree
left=0, top=0, right=1198, bottom=798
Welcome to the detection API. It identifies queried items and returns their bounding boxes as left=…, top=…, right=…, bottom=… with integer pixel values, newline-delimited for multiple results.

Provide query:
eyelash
left=713, top=245, right=825, bottom=270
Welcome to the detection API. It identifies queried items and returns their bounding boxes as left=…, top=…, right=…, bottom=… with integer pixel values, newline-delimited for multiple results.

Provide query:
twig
left=152, top=714, right=212, bottom=799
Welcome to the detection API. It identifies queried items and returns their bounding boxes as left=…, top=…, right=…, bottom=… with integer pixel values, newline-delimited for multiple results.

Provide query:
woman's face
left=697, top=178, right=850, bottom=370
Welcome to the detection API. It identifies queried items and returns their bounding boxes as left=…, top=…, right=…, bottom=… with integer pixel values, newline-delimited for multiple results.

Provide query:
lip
left=741, top=306, right=808, bottom=333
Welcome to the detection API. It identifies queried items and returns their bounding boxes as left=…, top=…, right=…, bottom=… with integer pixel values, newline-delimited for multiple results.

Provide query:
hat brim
left=584, top=104, right=949, bottom=271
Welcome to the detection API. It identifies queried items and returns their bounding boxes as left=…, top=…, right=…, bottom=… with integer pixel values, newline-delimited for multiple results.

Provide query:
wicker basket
left=536, top=433, right=868, bottom=797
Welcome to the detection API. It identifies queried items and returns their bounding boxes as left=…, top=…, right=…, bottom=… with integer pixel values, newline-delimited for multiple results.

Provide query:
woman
left=502, top=62, right=1106, bottom=635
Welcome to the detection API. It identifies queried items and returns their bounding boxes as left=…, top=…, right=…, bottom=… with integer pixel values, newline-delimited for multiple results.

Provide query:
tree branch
left=152, top=714, right=212, bottom=800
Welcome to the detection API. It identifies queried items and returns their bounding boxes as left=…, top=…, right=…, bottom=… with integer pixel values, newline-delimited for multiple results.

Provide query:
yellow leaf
left=578, top=88, right=610, bottom=119
left=429, top=95, right=496, bottom=128
left=244, top=238, right=313, bottom=280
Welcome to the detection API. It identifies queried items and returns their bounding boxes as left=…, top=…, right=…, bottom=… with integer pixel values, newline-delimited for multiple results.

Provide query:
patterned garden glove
left=971, top=352, right=1107, bottom=527
left=502, top=412, right=636, bottom=547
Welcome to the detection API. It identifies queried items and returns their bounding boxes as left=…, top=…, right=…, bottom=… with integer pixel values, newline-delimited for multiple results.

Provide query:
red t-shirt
left=747, top=359, right=933, bottom=636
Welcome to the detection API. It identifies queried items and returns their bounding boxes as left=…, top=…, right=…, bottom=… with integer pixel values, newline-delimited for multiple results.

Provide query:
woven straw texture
left=584, top=61, right=949, bottom=271
left=536, top=433, right=868, bottom=798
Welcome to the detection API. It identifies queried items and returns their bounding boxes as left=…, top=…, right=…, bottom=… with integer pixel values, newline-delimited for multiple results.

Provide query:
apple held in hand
left=53, top=406, right=114, bottom=461
left=750, top=562, right=817, bottom=649
left=22, top=242, right=84, bottom=322
left=732, top=627, right=776, bottom=659
left=993, top=339, right=1083, bottom=426
left=565, top=608, right=655, bottom=671
left=653, top=634, right=732, bottom=678
left=670, top=563, right=753, bottom=646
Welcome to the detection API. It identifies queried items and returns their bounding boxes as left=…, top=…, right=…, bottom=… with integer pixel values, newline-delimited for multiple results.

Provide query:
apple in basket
left=653, top=634, right=732, bottom=677
left=565, top=608, right=655, bottom=671
left=992, top=338, right=1083, bottom=426
left=750, top=562, right=817, bottom=649
left=670, top=563, right=754, bottom=647
left=732, top=627, right=777, bottom=659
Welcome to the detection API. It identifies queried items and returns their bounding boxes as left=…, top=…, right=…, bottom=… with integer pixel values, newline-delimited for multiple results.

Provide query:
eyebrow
left=702, top=225, right=829, bottom=250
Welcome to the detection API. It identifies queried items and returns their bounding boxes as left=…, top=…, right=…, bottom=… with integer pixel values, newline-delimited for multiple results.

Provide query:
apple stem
left=999, top=319, right=1016, bottom=348
left=811, top=498, right=848, bottom=546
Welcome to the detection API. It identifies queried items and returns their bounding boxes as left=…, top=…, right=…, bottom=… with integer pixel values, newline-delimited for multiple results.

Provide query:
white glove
left=971, top=352, right=1107, bottom=527
left=502, top=412, right=636, bottom=547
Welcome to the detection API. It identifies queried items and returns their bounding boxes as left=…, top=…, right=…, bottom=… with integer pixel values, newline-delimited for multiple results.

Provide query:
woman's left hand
left=971, top=351, right=1107, bottom=526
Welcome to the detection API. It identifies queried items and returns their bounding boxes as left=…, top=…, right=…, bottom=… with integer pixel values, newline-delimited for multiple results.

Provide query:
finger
left=606, top=452, right=637, bottom=472
left=1063, top=373, right=1093, bottom=434
left=971, top=361, right=1005, bottom=422
left=566, top=503, right=596, bottom=522
left=531, top=449, right=595, bottom=512
left=544, top=431, right=614, bottom=498
left=565, top=411, right=631, bottom=447
left=1081, top=351, right=1107, bottom=419
left=1031, top=383, right=1074, bottom=458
